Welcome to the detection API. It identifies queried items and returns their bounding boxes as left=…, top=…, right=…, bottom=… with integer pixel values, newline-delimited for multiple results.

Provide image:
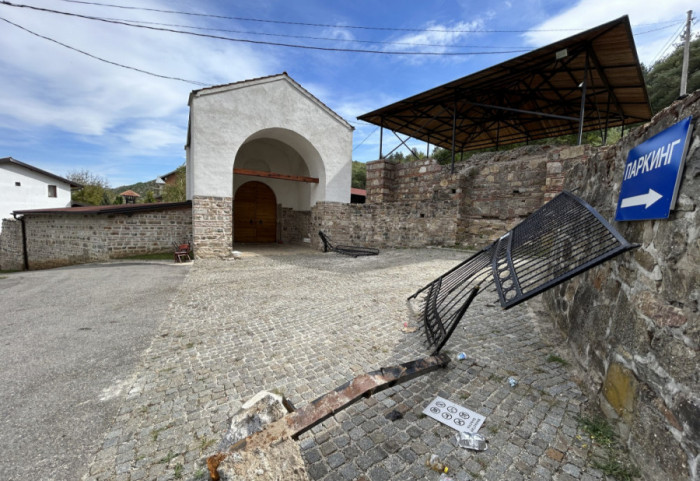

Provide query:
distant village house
left=0, top=157, right=81, bottom=231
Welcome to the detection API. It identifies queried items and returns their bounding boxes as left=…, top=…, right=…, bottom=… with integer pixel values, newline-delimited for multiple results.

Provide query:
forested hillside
left=644, top=37, right=700, bottom=114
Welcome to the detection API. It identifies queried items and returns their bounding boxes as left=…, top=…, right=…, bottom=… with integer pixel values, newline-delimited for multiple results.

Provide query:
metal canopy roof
left=358, top=16, right=651, bottom=155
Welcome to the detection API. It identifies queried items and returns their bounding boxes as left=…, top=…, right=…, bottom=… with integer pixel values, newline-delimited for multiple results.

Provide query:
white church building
left=185, top=73, right=353, bottom=256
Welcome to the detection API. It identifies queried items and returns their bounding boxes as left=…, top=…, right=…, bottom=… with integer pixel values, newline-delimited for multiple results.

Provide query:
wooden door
left=234, top=181, right=276, bottom=243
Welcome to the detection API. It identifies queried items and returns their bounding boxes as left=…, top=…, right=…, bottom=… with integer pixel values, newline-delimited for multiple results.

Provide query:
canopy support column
left=577, top=50, right=590, bottom=145
left=451, top=100, right=457, bottom=174
left=379, top=117, right=384, bottom=159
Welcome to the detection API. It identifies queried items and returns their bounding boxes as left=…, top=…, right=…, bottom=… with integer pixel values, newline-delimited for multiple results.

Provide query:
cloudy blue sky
left=0, top=0, right=695, bottom=187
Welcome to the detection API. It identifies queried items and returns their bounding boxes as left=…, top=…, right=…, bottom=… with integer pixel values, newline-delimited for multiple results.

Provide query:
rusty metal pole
left=207, top=354, right=450, bottom=480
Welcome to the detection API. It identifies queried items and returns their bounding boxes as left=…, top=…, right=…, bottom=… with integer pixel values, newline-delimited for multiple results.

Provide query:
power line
left=649, top=21, right=686, bottom=65
left=0, top=1, right=532, bottom=56
left=119, top=16, right=682, bottom=48
left=353, top=126, right=379, bottom=151
left=55, top=0, right=693, bottom=35
left=634, top=22, right=687, bottom=36
left=0, top=16, right=207, bottom=85
left=111, top=17, right=531, bottom=51
left=56, top=0, right=586, bottom=34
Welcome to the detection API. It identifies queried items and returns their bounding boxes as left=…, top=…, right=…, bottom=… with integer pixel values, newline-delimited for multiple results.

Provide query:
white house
left=186, top=73, right=354, bottom=256
left=0, top=157, right=80, bottom=229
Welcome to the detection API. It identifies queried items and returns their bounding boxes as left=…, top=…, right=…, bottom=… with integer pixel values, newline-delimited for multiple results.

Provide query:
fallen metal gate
left=409, top=191, right=639, bottom=354
left=318, top=230, right=380, bottom=257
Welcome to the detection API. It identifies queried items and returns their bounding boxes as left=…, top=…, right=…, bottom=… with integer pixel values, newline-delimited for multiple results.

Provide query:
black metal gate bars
left=409, top=191, right=638, bottom=355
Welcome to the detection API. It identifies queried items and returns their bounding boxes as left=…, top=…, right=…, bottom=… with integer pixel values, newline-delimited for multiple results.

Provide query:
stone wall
left=366, top=158, right=450, bottom=203
left=192, top=196, right=232, bottom=258
left=1, top=205, right=192, bottom=270
left=0, top=218, right=24, bottom=270
left=311, top=199, right=459, bottom=250
left=326, top=145, right=586, bottom=249
left=541, top=91, right=700, bottom=481
left=280, top=208, right=311, bottom=244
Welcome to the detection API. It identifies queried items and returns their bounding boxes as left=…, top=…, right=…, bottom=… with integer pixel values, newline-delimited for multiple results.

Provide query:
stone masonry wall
left=280, top=208, right=311, bottom=244
left=331, top=146, right=585, bottom=250
left=541, top=91, right=700, bottom=481
left=459, top=145, right=589, bottom=246
left=0, top=218, right=24, bottom=271
left=365, top=159, right=397, bottom=203
left=311, top=199, right=459, bottom=251
left=367, top=158, right=449, bottom=203
left=6, top=206, right=192, bottom=270
left=192, top=195, right=232, bottom=258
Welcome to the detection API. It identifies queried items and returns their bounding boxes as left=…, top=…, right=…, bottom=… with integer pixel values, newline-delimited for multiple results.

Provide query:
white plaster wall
left=185, top=145, right=193, bottom=200
left=0, top=164, right=72, bottom=222
left=188, top=75, right=352, bottom=205
left=234, top=137, right=312, bottom=211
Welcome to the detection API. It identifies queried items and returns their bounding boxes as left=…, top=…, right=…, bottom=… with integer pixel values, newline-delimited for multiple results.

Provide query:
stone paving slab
left=82, top=247, right=620, bottom=481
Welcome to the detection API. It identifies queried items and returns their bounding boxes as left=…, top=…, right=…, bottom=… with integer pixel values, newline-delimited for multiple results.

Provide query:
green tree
left=644, top=37, right=700, bottom=114
left=144, top=190, right=156, bottom=203
left=351, top=161, right=366, bottom=189
left=66, top=169, right=111, bottom=205
left=161, top=165, right=186, bottom=202
left=100, top=191, right=113, bottom=205
left=113, top=195, right=123, bottom=204
left=383, top=147, right=426, bottom=163
left=431, top=147, right=453, bottom=165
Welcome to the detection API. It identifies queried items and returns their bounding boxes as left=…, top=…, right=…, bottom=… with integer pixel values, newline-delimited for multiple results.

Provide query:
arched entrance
left=233, top=181, right=277, bottom=243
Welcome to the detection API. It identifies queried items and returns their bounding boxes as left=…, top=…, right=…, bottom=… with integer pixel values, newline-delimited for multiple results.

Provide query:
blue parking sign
left=615, top=117, right=693, bottom=221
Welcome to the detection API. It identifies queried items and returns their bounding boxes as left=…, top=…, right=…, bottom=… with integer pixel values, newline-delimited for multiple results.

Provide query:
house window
left=15, top=181, right=21, bottom=186
left=48, top=185, right=57, bottom=197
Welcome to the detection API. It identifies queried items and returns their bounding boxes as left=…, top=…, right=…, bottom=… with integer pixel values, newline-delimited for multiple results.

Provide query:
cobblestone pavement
left=83, top=246, right=619, bottom=481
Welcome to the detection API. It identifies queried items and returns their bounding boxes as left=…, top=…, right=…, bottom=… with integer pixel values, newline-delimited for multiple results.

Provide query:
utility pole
left=680, top=10, right=693, bottom=96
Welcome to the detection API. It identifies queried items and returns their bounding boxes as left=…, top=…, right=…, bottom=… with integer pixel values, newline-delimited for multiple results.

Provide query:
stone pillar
left=0, top=218, right=24, bottom=271
left=192, top=195, right=233, bottom=258
left=545, top=145, right=588, bottom=202
left=365, top=159, right=397, bottom=204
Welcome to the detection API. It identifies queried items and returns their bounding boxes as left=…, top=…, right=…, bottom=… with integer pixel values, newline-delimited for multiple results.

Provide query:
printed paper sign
left=423, top=396, right=485, bottom=434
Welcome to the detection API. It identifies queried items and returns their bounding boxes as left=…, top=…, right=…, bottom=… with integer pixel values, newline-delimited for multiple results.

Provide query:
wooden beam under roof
left=234, top=168, right=319, bottom=183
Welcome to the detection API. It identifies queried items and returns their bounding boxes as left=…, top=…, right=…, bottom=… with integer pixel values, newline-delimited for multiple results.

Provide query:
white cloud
left=0, top=0, right=275, bottom=148
left=323, top=26, right=355, bottom=42
left=117, top=120, right=186, bottom=154
left=389, top=19, right=486, bottom=54
left=522, top=0, right=696, bottom=64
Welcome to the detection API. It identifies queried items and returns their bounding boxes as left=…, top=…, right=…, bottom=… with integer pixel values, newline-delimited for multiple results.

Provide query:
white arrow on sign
left=620, top=188, right=663, bottom=209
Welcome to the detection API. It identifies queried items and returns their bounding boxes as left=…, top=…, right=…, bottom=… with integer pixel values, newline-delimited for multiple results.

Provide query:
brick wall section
left=192, top=196, right=232, bottom=258
left=0, top=218, right=24, bottom=270
left=280, top=208, right=311, bottom=244
left=2, top=206, right=192, bottom=270
left=541, top=91, right=700, bottom=481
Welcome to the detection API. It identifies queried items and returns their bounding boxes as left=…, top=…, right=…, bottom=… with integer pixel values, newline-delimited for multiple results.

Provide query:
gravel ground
left=80, top=246, right=629, bottom=481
